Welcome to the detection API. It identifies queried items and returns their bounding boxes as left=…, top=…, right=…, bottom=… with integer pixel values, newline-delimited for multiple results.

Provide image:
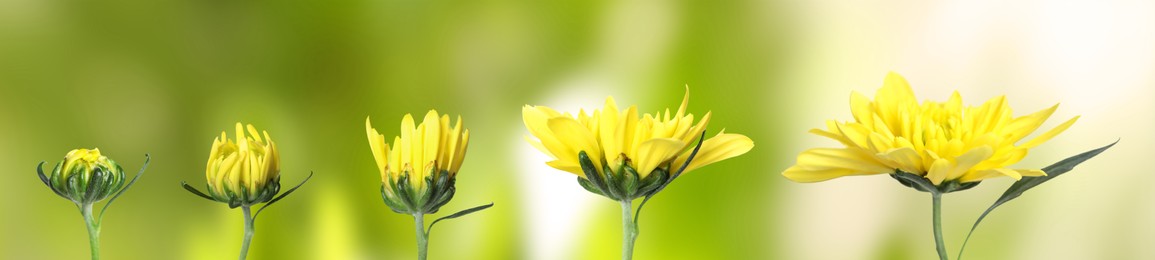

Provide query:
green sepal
left=602, top=162, right=626, bottom=200
left=957, top=140, right=1117, bottom=259
left=424, top=170, right=457, bottom=214
left=889, top=171, right=980, bottom=194
left=637, top=167, right=669, bottom=198
left=577, top=177, right=605, bottom=196
left=37, top=162, right=68, bottom=198
left=389, top=173, right=417, bottom=214
left=381, top=185, right=409, bottom=214
left=415, top=174, right=435, bottom=210
left=619, top=165, right=640, bottom=199
left=577, top=151, right=610, bottom=197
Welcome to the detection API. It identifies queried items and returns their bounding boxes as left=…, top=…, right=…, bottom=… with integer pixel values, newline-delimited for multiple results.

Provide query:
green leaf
left=100, top=154, right=149, bottom=223
left=957, top=140, right=1117, bottom=259
left=426, top=203, right=494, bottom=235
left=253, top=171, right=313, bottom=222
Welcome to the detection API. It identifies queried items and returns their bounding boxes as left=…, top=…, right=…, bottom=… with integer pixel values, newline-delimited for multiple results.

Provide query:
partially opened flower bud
left=41, top=148, right=126, bottom=204
left=204, top=123, right=282, bottom=208
left=366, top=110, right=469, bottom=215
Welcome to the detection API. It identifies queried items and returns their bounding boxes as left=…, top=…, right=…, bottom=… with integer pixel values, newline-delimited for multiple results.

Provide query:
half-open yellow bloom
left=366, top=110, right=470, bottom=190
left=783, top=73, right=1078, bottom=185
left=523, top=89, right=754, bottom=182
left=206, top=123, right=281, bottom=202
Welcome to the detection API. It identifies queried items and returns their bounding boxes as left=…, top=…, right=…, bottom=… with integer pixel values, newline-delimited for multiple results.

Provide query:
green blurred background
left=1, top=0, right=1152, bottom=259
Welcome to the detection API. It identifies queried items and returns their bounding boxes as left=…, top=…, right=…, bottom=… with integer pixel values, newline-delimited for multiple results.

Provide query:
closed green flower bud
left=39, top=149, right=126, bottom=205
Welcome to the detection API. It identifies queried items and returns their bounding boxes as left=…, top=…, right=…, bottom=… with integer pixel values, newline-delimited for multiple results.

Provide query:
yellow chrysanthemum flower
left=366, top=110, right=470, bottom=214
left=204, top=123, right=281, bottom=206
left=523, top=88, right=754, bottom=200
left=783, top=72, right=1078, bottom=185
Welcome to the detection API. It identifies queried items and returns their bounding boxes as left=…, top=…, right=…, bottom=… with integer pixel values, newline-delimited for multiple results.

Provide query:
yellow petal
left=674, top=132, right=755, bottom=173
left=600, top=96, right=622, bottom=162
left=634, top=138, right=685, bottom=177
left=547, top=117, right=603, bottom=176
left=422, top=110, right=441, bottom=170
left=782, top=165, right=860, bottom=183
left=1004, top=104, right=1058, bottom=142
left=365, top=117, right=388, bottom=175
left=926, top=158, right=951, bottom=185
left=945, top=146, right=994, bottom=181
left=1020, top=116, right=1079, bottom=148
left=876, top=147, right=923, bottom=174
left=451, top=129, right=470, bottom=174
left=791, top=147, right=891, bottom=176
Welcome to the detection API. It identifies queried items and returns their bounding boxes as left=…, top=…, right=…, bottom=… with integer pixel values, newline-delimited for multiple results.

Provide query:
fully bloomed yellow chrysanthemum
left=783, top=73, right=1078, bottom=185
left=523, top=89, right=754, bottom=200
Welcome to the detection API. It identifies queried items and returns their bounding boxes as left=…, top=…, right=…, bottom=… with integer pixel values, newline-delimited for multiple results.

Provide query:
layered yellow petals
left=366, top=110, right=470, bottom=189
left=784, top=72, right=1077, bottom=185
left=205, top=123, right=280, bottom=197
left=523, top=88, right=754, bottom=179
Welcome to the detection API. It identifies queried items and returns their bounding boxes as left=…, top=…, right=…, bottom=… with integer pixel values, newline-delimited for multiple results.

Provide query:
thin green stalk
left=414, top=214, right=429, bottom=260
left=620, top=200, right=638, bottom=260
left=81, top=203, right=100, bottom=260
left=932, top=193, right=948, bottom=260
left=240, top=206, right=254, bottom=260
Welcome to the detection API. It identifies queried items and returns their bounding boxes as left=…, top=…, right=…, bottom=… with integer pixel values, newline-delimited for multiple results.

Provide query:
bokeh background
left=1, top=0, right=1153, bottom=259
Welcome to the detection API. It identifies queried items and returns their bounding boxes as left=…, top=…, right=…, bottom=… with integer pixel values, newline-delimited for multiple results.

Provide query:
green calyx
left=207, top=177, right=282, bottom=208
left=382, top=168, right=457, bottom=215
left=39, top=158, right=126, bottom=205
left=890, top=171, right=981, bottom=194
left=575, top=151, right=670, bottom=201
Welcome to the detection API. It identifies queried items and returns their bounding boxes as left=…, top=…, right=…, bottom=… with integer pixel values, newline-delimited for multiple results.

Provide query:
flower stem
left=414, top=214, right=429, bottom=260
left=239, top=206, right=254, bottom=260
left=81, top=203, right=100, bottom=260
left=932, top=193, right=948, bottom=260
left=620, top=200, right=638, bottom=260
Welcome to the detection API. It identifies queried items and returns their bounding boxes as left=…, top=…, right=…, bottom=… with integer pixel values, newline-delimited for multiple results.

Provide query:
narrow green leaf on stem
left=182, top=182, right=215, bottom=201
left=427, top=203, right=494, bottom=235
left=633, top=132, right=706, bottom=225
left=100, top=154, right=148, bottom=223
left=957, top=140, right=1117, bottom=259
left=253, top=171, right=313, bottom=222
